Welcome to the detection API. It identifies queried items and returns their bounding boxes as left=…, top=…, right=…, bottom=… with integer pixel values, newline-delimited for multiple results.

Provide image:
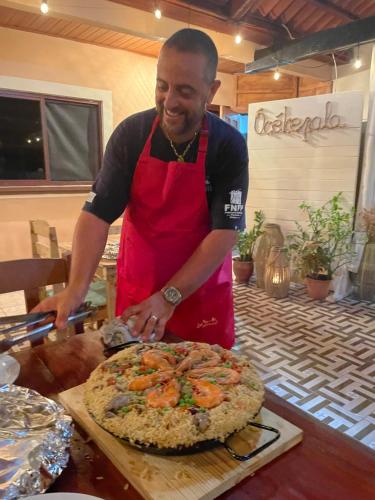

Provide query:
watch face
left=164, top=287, right=182, bottom=305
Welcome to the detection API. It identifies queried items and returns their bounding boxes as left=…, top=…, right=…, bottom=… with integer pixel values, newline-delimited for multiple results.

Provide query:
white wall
left=333, top=43, right=374, bottom=120
left=247, top=92, right=363, bottom=235
left=334, top=70, right=370, bottom=120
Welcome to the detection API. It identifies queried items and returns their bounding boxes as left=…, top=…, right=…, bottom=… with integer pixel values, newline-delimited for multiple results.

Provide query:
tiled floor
left=233, top=281, right=375, bottom=451
left=1, top=285, right=375, bottom=451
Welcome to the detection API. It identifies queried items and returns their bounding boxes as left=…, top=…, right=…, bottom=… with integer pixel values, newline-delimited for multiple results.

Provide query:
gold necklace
left=165, top=130, right=199, bottom=162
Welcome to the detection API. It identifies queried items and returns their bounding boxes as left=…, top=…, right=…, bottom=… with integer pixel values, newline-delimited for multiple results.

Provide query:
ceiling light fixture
left=274, top=69, right=281, bottom=80
left=154, top=8, right=162, bottom=19
left=40, top=0, right=48, bottom=14
left=353, top=44, right=362, bottom=69
left=235, top=33, right=242, bottom=44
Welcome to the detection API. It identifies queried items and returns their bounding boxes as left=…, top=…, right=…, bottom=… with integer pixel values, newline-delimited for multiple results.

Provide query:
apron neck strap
left=197, top=115, right=208, bottom=164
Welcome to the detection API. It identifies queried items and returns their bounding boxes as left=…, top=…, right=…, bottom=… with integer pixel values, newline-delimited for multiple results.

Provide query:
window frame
left=0, top=89, right=103, bottom=193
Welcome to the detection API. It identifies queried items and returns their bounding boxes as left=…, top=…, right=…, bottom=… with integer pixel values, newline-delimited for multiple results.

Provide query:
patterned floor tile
left=234, top=280, right=375, bottom=451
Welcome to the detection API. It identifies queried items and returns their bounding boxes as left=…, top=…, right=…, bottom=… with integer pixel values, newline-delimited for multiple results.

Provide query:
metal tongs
left=0, top=304, right=93, bottom=353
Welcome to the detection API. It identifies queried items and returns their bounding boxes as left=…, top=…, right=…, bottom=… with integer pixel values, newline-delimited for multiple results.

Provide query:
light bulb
left=235, top=34, right=242, bottom=44
left=27, top=139, right=32, bottom=144
left=154, top=8, right=162, bottom=19
left=274, top=70, right=281, bottom=80
left=353, top=58, right=362, bottom=69
left=40, top=1, right=48, bottom=14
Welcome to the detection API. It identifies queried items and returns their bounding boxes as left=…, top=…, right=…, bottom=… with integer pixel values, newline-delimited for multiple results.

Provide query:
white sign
left=247, top=91, right=363, bottom=235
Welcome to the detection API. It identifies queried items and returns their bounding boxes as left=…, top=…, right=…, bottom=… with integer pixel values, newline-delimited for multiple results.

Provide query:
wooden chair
left=30, top=219, right=60, bottom=259
left=29, top=219, right=109, bottom=326
left=108, top=224, right=122, bottom=236
left=0, top=257, right=80, bottom=347
left=30, top=220, right=63, bottom=295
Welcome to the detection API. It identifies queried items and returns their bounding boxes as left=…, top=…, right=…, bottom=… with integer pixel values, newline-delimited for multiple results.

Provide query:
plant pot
left=305, top=276, right=331, bottom=300
left=233, top=258, right=254, bottom=284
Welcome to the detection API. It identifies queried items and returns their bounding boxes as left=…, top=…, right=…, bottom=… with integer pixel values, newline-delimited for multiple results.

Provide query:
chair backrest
left=30, top=219, right=60, bottom=259
left=108, top=224, right=122, bottom=236
left=0, top=257, right=70, bottom=312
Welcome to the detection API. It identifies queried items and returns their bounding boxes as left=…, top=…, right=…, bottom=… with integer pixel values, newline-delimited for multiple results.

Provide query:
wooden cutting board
left=59, top=384, right=302, bottom=500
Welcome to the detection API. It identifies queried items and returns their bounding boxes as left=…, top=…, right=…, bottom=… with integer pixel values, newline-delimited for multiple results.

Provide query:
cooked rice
left=84, top=341, right=264, bottom=449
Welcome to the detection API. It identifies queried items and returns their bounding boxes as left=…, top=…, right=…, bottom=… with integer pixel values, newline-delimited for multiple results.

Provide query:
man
left=35, top=29, right=248, bottom=348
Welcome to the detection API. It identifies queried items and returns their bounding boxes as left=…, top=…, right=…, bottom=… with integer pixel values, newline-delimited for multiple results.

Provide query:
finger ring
left=150, top=314, right=158, bottom=322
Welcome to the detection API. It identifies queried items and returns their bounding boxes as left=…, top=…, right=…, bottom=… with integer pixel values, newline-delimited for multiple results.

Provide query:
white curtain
left=332, top=47, right=375, bottom=301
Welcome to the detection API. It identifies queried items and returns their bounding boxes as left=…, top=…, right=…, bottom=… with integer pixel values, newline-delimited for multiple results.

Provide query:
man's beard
left=157, top=104, right=202, bottom=139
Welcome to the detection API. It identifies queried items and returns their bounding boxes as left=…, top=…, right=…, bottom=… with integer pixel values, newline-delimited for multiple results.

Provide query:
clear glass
left=0, top=96, right=44, bottom=180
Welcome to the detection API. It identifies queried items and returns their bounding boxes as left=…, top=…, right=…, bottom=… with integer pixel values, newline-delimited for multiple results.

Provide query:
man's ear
left=207, top=79, right=221, bottom=104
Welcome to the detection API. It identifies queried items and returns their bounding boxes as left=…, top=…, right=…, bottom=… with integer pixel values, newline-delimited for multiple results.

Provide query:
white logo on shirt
left=225, top=190, right=243, bottom=220
left=86, top=191, right=96, bottom=203
left=230, top=190, right=242, bottom=204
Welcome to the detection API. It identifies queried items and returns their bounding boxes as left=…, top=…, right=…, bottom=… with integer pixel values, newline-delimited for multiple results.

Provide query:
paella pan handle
left=223, top=422, right=280, bottom=462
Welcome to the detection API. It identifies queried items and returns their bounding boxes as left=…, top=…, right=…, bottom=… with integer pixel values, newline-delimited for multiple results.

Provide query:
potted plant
left=287, top=193, right=355, bottom=300
left=233, top=210, right=265, bottom=283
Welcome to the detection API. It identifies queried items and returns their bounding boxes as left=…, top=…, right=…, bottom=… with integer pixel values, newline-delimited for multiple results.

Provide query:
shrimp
left=186, top=367, right=240, bottom=385
left=188, top=379, right=224, bottom=409
left=141, top=349, right=176, bottom=370
left=146, top=379, right=180, bottom=408
left=176, top=349, right=220, bottom=373
left=128, top=369, right=174, bottom=391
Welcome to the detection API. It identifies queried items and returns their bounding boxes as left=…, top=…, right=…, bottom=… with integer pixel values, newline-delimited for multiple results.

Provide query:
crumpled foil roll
left=0, top=384, right=73, bottom=499
left=101, top=317, right=156, bottom=348
left=101, top=317, right=135, bottom=348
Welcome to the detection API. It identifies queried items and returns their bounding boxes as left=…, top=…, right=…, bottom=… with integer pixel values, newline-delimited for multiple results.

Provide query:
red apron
left=115, top=115, right=234, bottom=348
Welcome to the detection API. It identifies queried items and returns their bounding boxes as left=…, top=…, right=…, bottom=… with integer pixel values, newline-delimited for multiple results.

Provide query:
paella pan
left=85, top=341, right=279, bottom=460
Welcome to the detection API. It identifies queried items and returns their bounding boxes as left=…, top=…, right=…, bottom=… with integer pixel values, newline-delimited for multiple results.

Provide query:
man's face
left=155, top=47, right=220, bottom=141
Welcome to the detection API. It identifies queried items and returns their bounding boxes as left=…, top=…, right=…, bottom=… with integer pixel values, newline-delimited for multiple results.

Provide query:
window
left=0, top=90, right=102, bottom=190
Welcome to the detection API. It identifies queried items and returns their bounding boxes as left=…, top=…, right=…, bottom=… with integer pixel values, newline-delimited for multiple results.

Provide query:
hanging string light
left=235, top=33, right=242, bottom=44
left=154, top=8, right=162, bottom=19
left=353, top=44, right=362, bottom=69
left=40, top=0, right=48, bottom=14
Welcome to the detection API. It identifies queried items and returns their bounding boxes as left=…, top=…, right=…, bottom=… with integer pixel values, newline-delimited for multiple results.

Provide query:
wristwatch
left=161, top=286, right=182, bottom=306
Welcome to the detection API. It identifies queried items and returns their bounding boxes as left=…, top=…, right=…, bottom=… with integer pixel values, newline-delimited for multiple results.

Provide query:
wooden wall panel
left=236, top=72, right=298, bottom=111
left=298, top=76, right=332, bottom=96
left=235, top=73, right=333, bottom=111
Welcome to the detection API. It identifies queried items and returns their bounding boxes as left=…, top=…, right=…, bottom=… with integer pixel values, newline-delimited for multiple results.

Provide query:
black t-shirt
left=83, top=108, right=248, bottom=230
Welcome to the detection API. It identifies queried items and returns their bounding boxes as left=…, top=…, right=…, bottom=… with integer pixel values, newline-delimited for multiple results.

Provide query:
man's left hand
left=121, top=292, right=175, bottom=341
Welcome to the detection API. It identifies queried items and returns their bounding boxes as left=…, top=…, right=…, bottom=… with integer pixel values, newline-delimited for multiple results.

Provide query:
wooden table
left=12, top=332, right=375, bottom=500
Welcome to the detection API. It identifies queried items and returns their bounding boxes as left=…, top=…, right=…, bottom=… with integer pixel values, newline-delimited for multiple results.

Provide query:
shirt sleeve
left=210, top=129, right=249, bottom=231
left=82, top=120, right=136, bottom=224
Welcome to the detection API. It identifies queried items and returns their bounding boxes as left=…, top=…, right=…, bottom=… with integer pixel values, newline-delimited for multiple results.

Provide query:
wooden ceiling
left=1, top=1, right=374, bottom=73
left=110, top=0, right=375, bottom=46
left=0, top=4, right=244, bottom=74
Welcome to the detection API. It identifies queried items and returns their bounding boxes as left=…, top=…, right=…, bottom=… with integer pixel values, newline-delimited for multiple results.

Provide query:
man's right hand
left=31, top=288, right=84, bottom=330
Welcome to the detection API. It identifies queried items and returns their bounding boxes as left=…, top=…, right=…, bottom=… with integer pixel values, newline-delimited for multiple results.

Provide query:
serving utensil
left=0, top=304, right=93, bottom=353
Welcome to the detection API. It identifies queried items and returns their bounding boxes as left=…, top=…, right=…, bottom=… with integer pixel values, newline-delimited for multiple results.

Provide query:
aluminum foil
left=0, top=384, right=73, bottom=499
left=101, top=317, right=156, bottom=347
